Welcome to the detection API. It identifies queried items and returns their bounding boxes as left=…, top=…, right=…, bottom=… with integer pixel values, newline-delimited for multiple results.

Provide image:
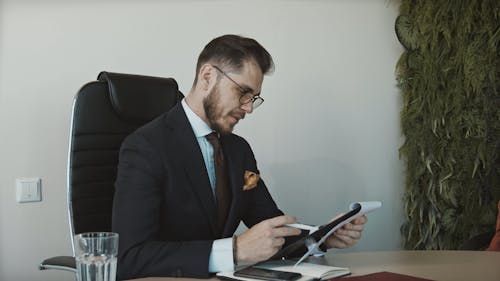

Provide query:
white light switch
left=16, top=178, right=42, bottom=203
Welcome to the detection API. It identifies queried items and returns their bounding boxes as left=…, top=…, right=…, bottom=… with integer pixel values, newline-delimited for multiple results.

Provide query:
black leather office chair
left=39, top=71, right=183, bottom=272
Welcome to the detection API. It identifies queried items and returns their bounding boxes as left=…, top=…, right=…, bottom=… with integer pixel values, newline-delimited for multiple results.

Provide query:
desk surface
left=323, top=250, right=500, bottom=280
left=128, top=250, right=500, bottom=281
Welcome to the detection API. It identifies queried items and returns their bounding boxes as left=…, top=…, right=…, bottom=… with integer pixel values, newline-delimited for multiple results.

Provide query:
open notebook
left=217, top=261, right=350, bottom=281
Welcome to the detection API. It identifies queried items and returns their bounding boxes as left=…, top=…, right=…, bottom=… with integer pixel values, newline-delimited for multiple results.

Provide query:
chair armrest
left=39, top=256, right=76, bottom=272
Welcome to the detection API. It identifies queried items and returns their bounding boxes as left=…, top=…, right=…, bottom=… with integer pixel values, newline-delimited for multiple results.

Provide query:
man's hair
left=193, top=34, right=274, bottom=85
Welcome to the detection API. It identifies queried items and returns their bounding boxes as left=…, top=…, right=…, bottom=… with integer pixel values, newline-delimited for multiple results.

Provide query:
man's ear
left=198, top=64, right=216, bottom=92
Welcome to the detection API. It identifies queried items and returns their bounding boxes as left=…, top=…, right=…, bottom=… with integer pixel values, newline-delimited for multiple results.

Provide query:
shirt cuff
left=208, top=238, right=234, bottom=273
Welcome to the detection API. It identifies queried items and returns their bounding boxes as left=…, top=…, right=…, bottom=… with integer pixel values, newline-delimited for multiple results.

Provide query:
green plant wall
left=396, top=0, right=500, bottom=249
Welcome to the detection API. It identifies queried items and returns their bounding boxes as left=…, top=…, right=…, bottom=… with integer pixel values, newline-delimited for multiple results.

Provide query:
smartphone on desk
left=234, top=266, right=302, bottom=281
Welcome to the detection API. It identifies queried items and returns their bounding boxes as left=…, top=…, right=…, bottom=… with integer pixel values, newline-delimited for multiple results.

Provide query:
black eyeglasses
left=212, top=65, right=264, bottom=109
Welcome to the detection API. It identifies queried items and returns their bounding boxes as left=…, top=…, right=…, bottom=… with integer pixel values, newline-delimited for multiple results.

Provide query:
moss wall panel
left=396, top=0, right=499, bottom=249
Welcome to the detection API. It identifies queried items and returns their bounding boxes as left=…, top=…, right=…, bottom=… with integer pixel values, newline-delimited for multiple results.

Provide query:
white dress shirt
left=181, top=99, right=234, bottom=272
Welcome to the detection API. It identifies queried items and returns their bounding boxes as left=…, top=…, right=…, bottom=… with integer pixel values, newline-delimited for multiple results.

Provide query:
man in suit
left=112, top=34, right=367, bottom=280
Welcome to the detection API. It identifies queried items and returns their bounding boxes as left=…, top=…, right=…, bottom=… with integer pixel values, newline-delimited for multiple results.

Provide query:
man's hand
left=236, top=215, right=301, bottom=263
left=325, top=215, right=367, bottom=249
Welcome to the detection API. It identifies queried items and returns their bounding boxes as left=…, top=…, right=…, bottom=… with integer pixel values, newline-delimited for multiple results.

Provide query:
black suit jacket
left=112, top=103, right=284, bottom=280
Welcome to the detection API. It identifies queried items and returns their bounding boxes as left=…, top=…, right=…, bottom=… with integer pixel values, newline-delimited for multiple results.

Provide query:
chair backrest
left=67, top=71, right=183, bottom=253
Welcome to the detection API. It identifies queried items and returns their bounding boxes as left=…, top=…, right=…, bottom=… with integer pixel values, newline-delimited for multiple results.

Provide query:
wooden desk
left=322, top=250, right=500, bottom=280
left=128, top=250, right=500, bottom=281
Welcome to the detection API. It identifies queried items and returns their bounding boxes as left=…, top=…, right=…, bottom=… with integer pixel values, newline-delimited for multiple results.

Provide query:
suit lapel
left=220, top=136, right=244, bottom=235
left=166, top=104, right=218, bottom=236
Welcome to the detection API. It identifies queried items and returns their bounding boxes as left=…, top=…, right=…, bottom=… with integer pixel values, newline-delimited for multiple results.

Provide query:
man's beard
left=203, top=85, right=234, bottom=135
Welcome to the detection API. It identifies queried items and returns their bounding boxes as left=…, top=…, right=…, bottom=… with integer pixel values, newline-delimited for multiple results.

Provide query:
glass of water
left=74, top=232, right=119, bottom=281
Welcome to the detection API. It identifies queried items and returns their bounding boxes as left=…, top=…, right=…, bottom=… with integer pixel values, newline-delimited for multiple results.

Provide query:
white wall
left=0, top=0, right=404, bottom=280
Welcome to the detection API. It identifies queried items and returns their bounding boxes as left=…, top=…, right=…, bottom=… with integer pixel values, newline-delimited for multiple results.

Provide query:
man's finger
left=273, top=226, right=302, bottom=237
left=272, top=237, right=286, bottom=247
left=334, top=233, right=354, bottom=245
left=266, top=215, right=296, bottom=227
left=353, top=215, right=368, bottom=225
left=329, top=235, right=349, bottom=248
left=343, top=222, right=364, bottom=231
left=336, top=228, right=361, bottom=240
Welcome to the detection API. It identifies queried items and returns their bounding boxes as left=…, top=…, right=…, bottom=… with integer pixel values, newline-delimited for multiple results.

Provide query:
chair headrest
left=98, top=71, right=182, bottom=122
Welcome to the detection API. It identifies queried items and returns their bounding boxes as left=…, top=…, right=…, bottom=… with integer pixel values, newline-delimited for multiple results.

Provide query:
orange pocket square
left=243, top=170, right=260, bottom=190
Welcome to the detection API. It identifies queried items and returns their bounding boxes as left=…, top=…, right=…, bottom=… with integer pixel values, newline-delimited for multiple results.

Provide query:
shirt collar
left=181, top=98, right=213, bottom=137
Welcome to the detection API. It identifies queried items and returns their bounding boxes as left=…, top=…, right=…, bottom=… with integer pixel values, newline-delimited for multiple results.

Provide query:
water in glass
left=76, top=254, right=117, bottom=281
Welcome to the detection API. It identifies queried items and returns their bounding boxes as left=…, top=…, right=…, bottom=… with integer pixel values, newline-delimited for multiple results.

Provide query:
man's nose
left=241, top=101, right=253, bottom=114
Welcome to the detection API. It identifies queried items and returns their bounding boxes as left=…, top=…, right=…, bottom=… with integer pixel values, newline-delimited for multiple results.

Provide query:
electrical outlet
left=16, top=178, right=42, bottom=203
